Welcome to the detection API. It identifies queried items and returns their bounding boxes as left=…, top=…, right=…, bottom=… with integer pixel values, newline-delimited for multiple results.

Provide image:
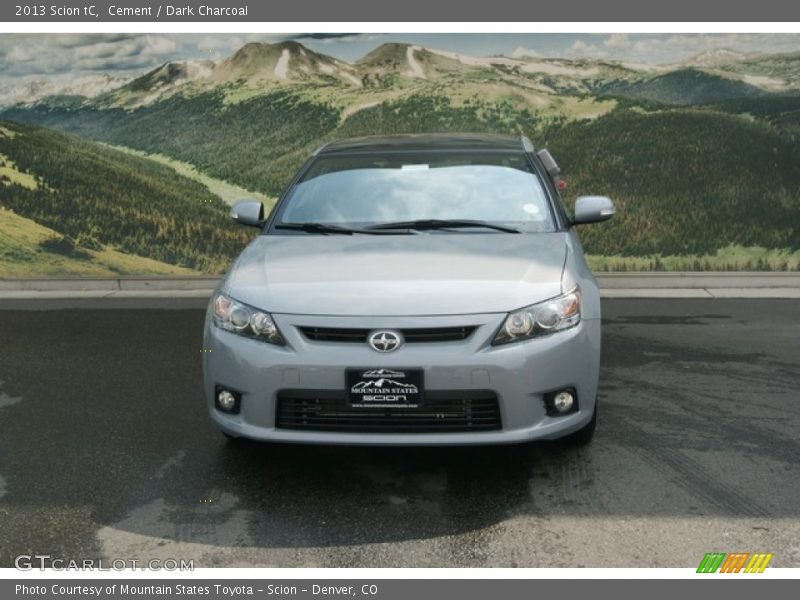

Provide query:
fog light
left=544, top=388, right=578, bottom=416
left=553, top=391, right=574, bottom=413
left=215, top=387, right=241, bottom=414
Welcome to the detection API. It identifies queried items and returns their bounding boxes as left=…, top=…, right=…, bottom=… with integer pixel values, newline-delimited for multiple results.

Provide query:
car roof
left=315, top=133, right=533, bottom=155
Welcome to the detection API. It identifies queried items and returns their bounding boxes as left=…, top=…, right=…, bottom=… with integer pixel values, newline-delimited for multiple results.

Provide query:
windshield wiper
left=368, top=219, right=520, bottom=233
left=274, top=222, right=395, bottom=235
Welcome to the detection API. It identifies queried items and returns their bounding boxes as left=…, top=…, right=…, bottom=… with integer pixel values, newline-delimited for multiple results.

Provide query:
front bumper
left=202, top=312, right=601, bottom=445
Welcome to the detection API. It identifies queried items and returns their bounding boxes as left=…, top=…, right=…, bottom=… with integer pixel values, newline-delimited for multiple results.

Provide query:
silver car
left=203, top=134, right=614, bottom=446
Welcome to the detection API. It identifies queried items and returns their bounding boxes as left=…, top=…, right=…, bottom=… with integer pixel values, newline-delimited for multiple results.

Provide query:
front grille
left=276, top=390, right=501, bottom=433
left=299, top=326, right=476, bottom=343
left=298, top=327, right=368, bottom=343
left=404, top=327, right=476, bottom=343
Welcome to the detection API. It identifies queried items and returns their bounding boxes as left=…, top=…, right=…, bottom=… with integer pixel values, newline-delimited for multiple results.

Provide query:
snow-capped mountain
left=211, top=41, right=360, bottom=86
left=3, top=40, right=798, bottom=110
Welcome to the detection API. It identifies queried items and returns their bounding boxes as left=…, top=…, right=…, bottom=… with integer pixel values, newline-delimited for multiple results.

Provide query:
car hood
left=224, top=233, right=568, bottom=316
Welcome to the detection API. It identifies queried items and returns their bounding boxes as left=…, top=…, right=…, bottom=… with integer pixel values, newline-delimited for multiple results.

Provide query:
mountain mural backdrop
left=2, top=40, right=800, bottom=275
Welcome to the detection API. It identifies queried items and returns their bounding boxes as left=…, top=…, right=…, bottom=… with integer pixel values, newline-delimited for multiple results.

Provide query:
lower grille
left=299, top=326, right=476, bottom=343
left=276, top=390, right=501, bottom=433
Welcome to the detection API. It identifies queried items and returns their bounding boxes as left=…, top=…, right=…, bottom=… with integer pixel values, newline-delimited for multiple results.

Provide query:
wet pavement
left=0, top=299, right=798, bottom=567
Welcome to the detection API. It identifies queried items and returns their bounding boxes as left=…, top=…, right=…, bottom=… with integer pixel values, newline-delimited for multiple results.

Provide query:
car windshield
left=274, top=152, right=555, bottom=233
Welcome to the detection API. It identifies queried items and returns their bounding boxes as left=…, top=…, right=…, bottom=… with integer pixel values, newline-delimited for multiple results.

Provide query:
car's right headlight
left=212, top=293, right=284, bottom=345
left=492, top=286, right=581, bottom=345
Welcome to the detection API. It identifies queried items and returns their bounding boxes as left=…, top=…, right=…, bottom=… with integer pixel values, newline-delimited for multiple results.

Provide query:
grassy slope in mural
left=0, top=207, right=199, bottom=276
left=0, top=120, right=252, bottom=275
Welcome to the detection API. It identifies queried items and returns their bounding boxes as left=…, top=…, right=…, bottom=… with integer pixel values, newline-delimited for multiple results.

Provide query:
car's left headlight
left=493, top=286, right=581, bottom=345
left=212, top=293, right=284, bottom=345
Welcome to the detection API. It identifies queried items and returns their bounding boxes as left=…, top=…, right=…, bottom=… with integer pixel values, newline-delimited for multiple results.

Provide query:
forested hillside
left=0, top=120, right=252, bottom=273
left=600, top=69, right=765, bottom=105
left=542, top=109, right=800, bottom=256
left=1, top=91, right=340, bottom=199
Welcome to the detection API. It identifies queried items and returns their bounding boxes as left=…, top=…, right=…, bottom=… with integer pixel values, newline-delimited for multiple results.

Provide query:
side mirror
left=572, top=196, right=615, bottom=225
left=230, top=200, right=264, bottom=227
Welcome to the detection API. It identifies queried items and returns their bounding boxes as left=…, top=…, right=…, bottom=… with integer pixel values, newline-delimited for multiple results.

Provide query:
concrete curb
left=596, top=272, right=800, bottom=289
left=0, top=276, right=220, bottom=292
left=600, top=288, right=800, bottom=298
left=0, top=273, right=799, bottom=299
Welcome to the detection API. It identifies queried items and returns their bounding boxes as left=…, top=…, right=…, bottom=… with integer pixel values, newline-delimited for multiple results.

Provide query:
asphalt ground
left=0, top=299, right=798, bottom=568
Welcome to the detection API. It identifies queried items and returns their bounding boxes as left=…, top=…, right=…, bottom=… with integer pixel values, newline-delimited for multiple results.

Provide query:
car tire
left=560, top=401, right=597, bottom=447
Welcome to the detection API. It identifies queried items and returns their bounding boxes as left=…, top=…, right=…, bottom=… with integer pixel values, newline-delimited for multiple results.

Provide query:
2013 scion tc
left=203, top=134, right=614, bottom=446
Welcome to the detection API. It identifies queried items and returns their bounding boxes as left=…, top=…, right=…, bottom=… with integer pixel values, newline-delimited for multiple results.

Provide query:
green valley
left=0, top=120, right=253, bottom=275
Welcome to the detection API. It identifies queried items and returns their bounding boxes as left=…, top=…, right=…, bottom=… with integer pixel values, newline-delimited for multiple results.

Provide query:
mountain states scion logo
left=352, top=378, right=416, bottom=390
